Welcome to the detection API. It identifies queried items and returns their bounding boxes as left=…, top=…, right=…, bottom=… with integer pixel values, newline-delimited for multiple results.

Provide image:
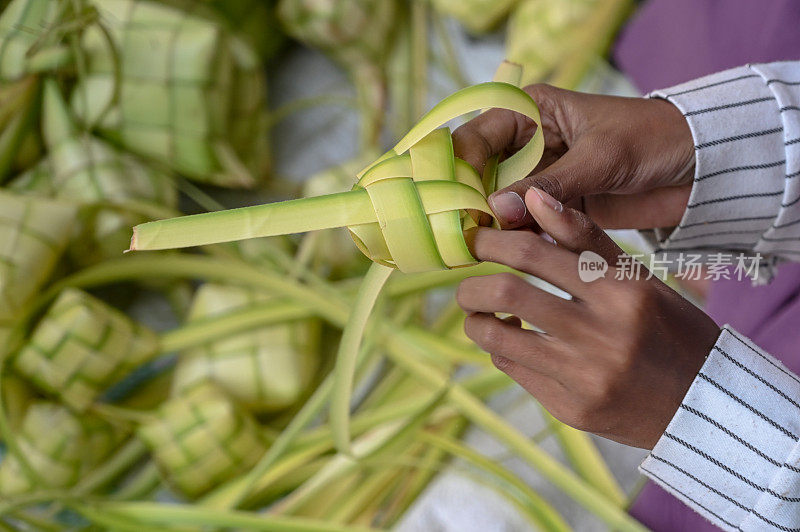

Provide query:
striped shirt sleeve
left=641, top=326, right=800, bottom=531
left=639, top=63, right=800, bottom=530
left=644, top=62, right=800, bottom=281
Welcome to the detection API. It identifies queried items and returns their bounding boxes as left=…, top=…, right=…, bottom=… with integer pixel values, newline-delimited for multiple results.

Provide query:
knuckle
left=455, top=279, right=473, bottom=309
left=490, top=353, right=516, bottom=374
left=465, top=315, right=505, bottom=354
left=571, top=209, right=606, bottom=244
left=509, top=234, right=544, bottom=265
left=491, top=273, right=523, bottom=305
left=528, top=174, right=565, bottom=203
left=567, top=410, right=595, bottom=432
left=523, top=83, right=559, bottom=103
left=463, top=314, right=480, bottom=341
left=479, top=321, right=505, bottom=353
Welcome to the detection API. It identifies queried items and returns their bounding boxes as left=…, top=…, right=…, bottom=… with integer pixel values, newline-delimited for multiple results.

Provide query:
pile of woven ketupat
left=0, top=1, right=642, bottom=530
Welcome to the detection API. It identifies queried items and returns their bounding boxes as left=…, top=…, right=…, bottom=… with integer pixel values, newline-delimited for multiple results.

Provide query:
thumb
left=524, top=186, right=623, bottom=268
left=488, top=143, right=598, bottom=229
left=452, top=107, right=520, bottom=178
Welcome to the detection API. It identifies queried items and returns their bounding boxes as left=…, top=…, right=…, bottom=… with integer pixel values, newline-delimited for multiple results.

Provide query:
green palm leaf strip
left=540, top=406, right=627, bottom=507
left=74, top=500, right=378, bottom=532
left=130, top=77, right=544, bottom=268
left=421, top=431, right=570, bottom=532
left=330, top=263, right=393, bottom=455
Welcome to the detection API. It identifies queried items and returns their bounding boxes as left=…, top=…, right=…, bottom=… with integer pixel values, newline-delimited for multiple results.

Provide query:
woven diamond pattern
left=11, top=134, right=177, bottom=262
left=0, top=191, right=75, bottom=346
left=173, top=283, right=318, bottom=413
left=72, top=0, right=269, bottom=187
left=138, top=381, right=266, bottom=498
left=0, top=402, right=124, bottom=495
left=14, top=288, right=159, bottom=411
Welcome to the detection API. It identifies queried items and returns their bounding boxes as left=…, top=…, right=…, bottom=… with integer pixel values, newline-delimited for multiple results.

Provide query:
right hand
left=452, top=83, right=696, bottom=230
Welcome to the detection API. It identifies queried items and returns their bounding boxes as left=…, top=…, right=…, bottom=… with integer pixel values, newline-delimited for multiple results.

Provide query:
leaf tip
left=127, top=227, right=138, bottom=253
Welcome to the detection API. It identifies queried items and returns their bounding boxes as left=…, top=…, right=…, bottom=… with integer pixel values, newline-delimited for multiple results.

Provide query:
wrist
left=647, top=97, right=695, bottom=187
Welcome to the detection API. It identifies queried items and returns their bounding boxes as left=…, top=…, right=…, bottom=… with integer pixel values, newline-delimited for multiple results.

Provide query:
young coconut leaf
left=137, top=380, right=267, bottom=498
left=129, top=76, right=545, bottom=270
left=298, top=153, right=380, bottom=276
left=172, top=283, right=320, bottom=414
left=0, top=401, right=126, bottom=495
left=71, top=0, right=270, bottom=187
left=0, top=190, right=76, bottom=349
left=10, top=78, right=177, bottom=263
left=540, top=406, right=627, bottom=507
left=13, top=288, right=159, bottom=411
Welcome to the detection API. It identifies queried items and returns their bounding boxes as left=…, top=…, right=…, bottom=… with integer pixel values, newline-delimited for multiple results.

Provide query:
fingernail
left=488, top=191, right=526, bottom=224
left=532, top=187, right=563, bottom=213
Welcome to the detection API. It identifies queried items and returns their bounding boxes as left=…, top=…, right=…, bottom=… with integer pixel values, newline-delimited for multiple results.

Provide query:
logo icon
left=578, top=251, right=608, bottom=282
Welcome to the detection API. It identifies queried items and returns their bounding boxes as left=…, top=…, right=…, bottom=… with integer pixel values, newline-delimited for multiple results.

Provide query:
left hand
left=456, top=187, right=720, bottom=449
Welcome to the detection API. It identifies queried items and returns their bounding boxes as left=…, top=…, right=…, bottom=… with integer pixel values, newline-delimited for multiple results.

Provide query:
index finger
left=466, top=227, right=588, bottom=298
left=451, top=107, right=520, bottom=177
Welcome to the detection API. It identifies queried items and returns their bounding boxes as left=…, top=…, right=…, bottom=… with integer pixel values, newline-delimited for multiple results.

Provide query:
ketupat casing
left=137, top=380, right=267, bottom=498
left=277, top=0, right=395, bottom=64
left=172, top=283, right=319, bottom=413
left=69, top=0, right=271, bottom=187
left=0, top=0, right=271, bottom=187
left=0, top=190, right=76, bottom=348
left=0, top=401, right=126, bottom=495
left=13, top=288, right=159, bottom=411
left=10, top=79, right=178, bottom=263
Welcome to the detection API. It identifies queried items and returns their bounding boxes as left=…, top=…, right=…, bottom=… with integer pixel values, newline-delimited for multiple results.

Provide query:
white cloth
left=640, top=63, right=800, bottom=531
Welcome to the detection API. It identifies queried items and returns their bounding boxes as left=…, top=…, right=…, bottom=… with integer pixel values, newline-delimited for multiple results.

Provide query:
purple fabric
left=614, top=1, right=800, bottom=530
left=614, top=0, right=800, bottom=94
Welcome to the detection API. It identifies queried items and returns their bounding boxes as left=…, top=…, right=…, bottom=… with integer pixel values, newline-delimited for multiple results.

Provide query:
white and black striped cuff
left=641, top=65, right=797, bottom=281
left=641, top=326, right=800, bottom=531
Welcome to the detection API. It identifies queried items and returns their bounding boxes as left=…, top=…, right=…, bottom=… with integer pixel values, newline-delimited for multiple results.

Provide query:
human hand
left=452, top=84, right=695, bottom=230
left=456, top=187, right=720, bottom=449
